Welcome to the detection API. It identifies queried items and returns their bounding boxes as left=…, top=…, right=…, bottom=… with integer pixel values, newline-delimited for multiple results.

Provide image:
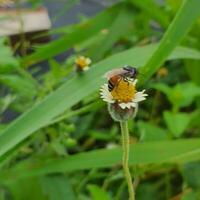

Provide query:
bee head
left=123, top=65, right=138, bottom=78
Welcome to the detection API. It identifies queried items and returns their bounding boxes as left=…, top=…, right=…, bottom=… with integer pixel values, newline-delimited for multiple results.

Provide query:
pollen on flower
left=111, top=80, right=136, bottom=103
left=75, top=56, right=91, bottom=71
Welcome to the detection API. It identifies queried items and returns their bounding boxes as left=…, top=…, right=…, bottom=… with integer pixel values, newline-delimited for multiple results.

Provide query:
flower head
left=101, top=29, right=109, bottom=35
left=157, top=67, right=168, bottom=77
left=75, top=56, right=91, bottom=71
left=100, top=79, right=147, bottom=109
left=100, top=68, right=147, bottom=121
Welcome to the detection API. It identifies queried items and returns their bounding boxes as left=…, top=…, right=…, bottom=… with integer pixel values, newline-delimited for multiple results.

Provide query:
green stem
left=120, top=121, right=135, bottom=200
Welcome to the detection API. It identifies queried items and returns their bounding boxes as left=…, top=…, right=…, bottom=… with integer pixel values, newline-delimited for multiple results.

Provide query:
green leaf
left=40, top=175, right=76, bottom=200
left=52, top=0, right=79, bottom=24
left=21, top=4, right=120, bottom=66
left=152, top=82, right=200, bottom=108
left=182, top=161, right=200, bottom=190
left=130, top=0, right=169, bottom=28
left=185, top=60, right=200, bottom=85
left=181, top=190, right=197, bottom=200
left=0, top=44, right=200, bottom=158
left=0, top=95, right=15, bottom=114
left=141, top=0, right=200, bottom=82
left=137, top=121, right=168, bottom=141
left=88, top=184, right=111, bottom=200
left=0, top=189, right=5, bottom=200
left=151, top=83, right=171, bottom=95
left=0, top=38, right=19, bottom=73
left=167, top=0, right=182, bottom=14
left=1, top=139, right=200, bottom=182
left=49, top=59, right=63, bottom=80
left=175, top=82, right=200, bottom=107
left=190, top=110, right=200, bottom=128
left=89, top=7, right=134, bottom=60
left=0, top=75, right=37, bottom=98
left=163, top=111, right=191, bottom=137
left=136, top=182, right=163, bottom=200
left=7, top=178, right=45, bottom=200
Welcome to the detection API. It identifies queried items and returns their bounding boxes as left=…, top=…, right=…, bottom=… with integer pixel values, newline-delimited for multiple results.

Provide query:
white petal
left=100, top=84, right=114, bottom=103
left=128, top=102, right=137, bottom=108
left=119, top=103, right=127, bottom=109
left=133, top=97, right=146, bottom=102
left=83, top=66, right=89, bottom=71
left=132, top=79, right=138, bottom=86
left=138, top=89, right=148, bottom=95
left=119, top=102, right=137, bottom=109
left=132, top=90, right=148, bottom=103
left=86, top=58, right=91, bottom=65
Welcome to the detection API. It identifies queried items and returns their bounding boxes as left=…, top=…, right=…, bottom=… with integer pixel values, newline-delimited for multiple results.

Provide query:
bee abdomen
left=108, top=80, right=114, bottom=91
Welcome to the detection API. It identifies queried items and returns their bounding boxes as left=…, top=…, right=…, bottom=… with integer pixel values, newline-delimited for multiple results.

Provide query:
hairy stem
left=120, top=121, right=135, bottom=200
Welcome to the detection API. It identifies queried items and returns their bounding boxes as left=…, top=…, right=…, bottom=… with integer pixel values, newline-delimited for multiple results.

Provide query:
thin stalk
left=120, top=121, right=135, bottom=200
left=15, top=0, right=27, bottom=56
left=115, top=181, right=126, bottom=200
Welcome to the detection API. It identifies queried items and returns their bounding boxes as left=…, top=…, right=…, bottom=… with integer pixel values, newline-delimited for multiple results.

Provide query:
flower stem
left=120, top=121, right=135, bottom=200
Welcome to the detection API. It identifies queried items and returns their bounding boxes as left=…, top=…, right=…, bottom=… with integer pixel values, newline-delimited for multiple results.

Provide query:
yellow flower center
left=75, top=56, right=90, bottom=69
left=111, top=79, right=136, bottom=103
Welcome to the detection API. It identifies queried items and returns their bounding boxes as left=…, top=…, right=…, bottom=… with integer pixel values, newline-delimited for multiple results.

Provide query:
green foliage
left=3, top=176, right=76, bottom=200
left=152, top=82, right=200, bottom=109
left=0, top=38, right=19, bottom=73
left=40, top=176, right=76, bottom=200
left=164, top=111, right=191, bottom=137
left=87, top=185, right=111, bottom=200
left=0, top=45, right=200, bottom=158
left=0, top=75, right=37, bottom=98
left=21, top=4, right=120, bottom=66
left=136, top=182, right=163, bottom=200
left=141, top=0, right=200, bottom=82
left=88, top=7, right=134, bottom=60
left=182, top=161, right=200, bottom=190
left=181, top=191, right=197, bottom=200
left=8, top=178, right=45, bottom=200
left=0, top=0, right=200, bottom=199
left=130, top=0, right=169, bottom=28
left=137, top=121, right=168, bottom=141
left=1, top=139, right=200, bottom=182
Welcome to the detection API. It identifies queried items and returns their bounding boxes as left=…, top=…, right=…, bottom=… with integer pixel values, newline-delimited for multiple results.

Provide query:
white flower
left=75, top=56, right=91, bottom=71
left=100, top=79, right=147, bottom=109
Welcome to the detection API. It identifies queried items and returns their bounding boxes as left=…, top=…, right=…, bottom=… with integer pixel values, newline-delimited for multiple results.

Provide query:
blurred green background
left=0, top=0, right=200, bottom=199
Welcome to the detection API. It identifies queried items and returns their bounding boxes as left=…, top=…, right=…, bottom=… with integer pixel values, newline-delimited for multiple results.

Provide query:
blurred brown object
left=0, top=7, right=51, bottom=36
left=0, top=6, right=51, bottom=53
left=0, top=0, right=14, bottom=8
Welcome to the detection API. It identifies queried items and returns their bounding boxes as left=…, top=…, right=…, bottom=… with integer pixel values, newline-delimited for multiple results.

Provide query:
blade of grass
left=21, top=4, right=120, bottom=66
left=130, top=0, right=169, bottom=28
left=0, top=44, right=200, bottom=158
left=1, top=139, right=200, bottom=182
left=89, top=6, right=134, bottom=60
left=140, top=0, right=200, bottom=82
left=52, top=0, right=79, bottom=23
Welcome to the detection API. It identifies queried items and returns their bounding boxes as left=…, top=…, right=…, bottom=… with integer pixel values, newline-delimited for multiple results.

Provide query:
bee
left=105, top=65, right=138, bottom=92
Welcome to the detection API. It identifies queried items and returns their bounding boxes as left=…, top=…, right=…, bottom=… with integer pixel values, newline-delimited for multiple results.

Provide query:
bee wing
left=103, top=68, right=125, bottom=79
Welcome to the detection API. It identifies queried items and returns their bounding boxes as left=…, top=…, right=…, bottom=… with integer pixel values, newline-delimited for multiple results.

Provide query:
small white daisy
left=75, top=56, right=91, bottom=71
left=100, top=79, right=147, bottom=109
